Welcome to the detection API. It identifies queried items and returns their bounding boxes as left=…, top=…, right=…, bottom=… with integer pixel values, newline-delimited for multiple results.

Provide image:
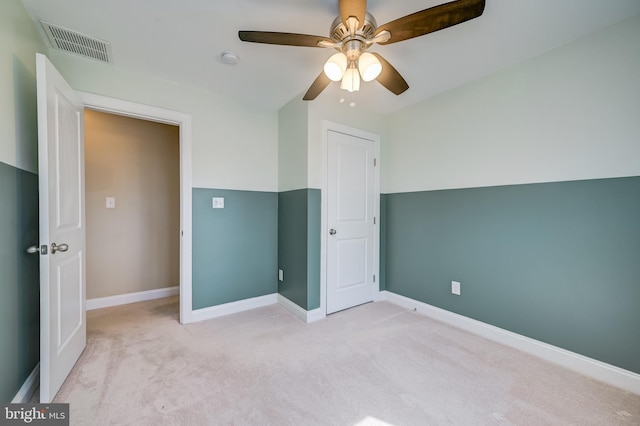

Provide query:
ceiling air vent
left=41, top=21, right=113, bottom=64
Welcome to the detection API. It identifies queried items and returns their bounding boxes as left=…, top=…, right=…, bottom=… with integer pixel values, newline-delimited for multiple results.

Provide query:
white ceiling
left=20, top=0, right=640, bottom=115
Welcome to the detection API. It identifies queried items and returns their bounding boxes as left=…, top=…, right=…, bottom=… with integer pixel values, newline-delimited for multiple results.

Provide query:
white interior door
left=36, top=53, right=86, bottom=403
left=326, top=129, right=376, bottom=314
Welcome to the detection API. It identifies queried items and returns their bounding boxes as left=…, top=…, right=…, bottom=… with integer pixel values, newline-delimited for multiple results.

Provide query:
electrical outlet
left=452, top=281, right=461, bottom=295
left=106, top=197, right=116, bottom=209
left=278, top=269, right=284, bottom=282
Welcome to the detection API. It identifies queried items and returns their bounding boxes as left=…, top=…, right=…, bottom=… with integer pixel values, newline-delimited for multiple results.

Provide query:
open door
left=36, top=53, right=86, bottom=403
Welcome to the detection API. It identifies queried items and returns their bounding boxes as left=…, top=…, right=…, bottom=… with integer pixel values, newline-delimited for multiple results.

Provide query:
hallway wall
left=84, top=110, right=180, bottom=299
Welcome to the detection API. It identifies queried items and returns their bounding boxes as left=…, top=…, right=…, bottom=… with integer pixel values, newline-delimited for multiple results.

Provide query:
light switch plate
left=278, top=269, right=284, bottom=282
left=212, top=197, right=224, bottom=209
left=452, top=281, right=461, bottom=296
left=106, top=197, right=116, bottom=209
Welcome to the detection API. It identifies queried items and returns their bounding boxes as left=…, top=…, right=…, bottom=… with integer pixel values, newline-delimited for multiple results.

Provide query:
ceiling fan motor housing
left=329, top=12, right=377, bottom=44
left=329, top=12, right=378, bottom=64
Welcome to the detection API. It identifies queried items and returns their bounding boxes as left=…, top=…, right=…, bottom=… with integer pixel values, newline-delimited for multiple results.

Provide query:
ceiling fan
left=239, top=0, right=486, bottom=101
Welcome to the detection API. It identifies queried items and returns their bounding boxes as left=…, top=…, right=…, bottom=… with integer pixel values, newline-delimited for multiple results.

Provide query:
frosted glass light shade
left=358, top=52, right=382, bottom=82
left=340, top=67, right=360, bottom=92
left=324, top=53, right=348, bottom=81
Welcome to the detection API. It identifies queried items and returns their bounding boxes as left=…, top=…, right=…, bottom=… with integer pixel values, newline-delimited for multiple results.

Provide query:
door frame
left=80, top=92, right=193, bottom=324
left=320, top=120, right=380, bottom=317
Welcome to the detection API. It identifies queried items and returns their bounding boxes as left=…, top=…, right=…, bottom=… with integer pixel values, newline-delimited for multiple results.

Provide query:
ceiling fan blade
left=339, top=0, right=367, bottom=29
left=375, top=0, right=486, bottom=45
left=239, top=31, right=332, bottom=48
left=303, top=72, right=332, bottom=101
left=371, top=53, right=409, bottom=95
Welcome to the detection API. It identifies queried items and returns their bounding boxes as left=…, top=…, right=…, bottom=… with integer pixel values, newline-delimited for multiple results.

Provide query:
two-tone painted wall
left=277, top=97, right=315, bottom=309
left=381, top=15, right=640, bottom=374
left=47, top=42, right=281, bottom=311
left=277, top=95, right=385, bottom=311
left=0, top=0, right=46, bottom=402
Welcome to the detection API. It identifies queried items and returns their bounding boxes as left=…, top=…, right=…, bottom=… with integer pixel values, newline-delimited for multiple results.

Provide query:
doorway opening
left=84, top=110, right=180, bottom=318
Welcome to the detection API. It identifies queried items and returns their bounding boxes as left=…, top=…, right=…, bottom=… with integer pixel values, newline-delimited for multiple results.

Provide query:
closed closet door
left=326, top=129, right=376, bottom=314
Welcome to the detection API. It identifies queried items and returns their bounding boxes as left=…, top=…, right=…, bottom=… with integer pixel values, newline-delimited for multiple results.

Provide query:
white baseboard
left=12, top=363, right=39, bottom=403
left=191, top=293, right=278, bottom=323
left=277, top=294, right=307, bottom=322
left=277, top=294, right=326, bottom=323
left=380, top=291, right=640, bottom=395
left=306, top=308, right=326, bottom=323
left=86, top=286, right=180, bottom=311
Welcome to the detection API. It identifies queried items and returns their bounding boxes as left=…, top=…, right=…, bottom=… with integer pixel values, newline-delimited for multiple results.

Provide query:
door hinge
left=373, top=275, right=376, bottom=283
left=373, top=216, right=376, bottom=225
left=374, top=158, right=377, bottom=167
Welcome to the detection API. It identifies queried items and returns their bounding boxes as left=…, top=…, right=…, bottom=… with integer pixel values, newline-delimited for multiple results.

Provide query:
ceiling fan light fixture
left=358, top=52, right=382, bottom=82
left=324, top=52, right=348, bottom=81
left=340, top=66, right=360, bottom=92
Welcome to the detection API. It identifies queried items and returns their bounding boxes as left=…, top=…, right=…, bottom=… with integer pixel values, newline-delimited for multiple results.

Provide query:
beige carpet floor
left=53, top=297, right=639, bottom=425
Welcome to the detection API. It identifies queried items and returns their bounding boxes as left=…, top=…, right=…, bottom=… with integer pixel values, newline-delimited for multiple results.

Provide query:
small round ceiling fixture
left=221, top=51, right=239, bottom=65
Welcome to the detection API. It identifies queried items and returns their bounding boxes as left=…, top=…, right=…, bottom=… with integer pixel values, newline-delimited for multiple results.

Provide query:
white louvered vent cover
left=41, top=21, right=113, bottom=64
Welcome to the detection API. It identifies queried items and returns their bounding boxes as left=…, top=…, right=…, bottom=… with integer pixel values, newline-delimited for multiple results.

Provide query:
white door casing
left=36, top=53, right=86, bottom=403
left=78, top=92, right=193, bottom=325
left=325, top=124, right=379, bottom=314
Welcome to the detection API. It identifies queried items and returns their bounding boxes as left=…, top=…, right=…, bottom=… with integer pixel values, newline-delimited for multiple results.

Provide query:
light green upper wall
left=0, top=0, right=48, bottom=173
left=48, top=51, right=279, bottom=192
left=307, top=95, right=387, bottom=189
left=277, top=90, right=387, bottom=190
left=278, top=97, right=308, bottom=192
left=383, top=14, right=640, bottom=194
left=5, top=2, right=637, bottom=192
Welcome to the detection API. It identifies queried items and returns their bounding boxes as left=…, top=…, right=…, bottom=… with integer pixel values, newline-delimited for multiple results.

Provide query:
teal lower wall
left=384, top=176, right=640, bottom=374
left=379, top=194, right=387, bottom=292
left=192, top=188, right=278, bottom=310
left=306, top=189, right=321, bottom=310
left=277, top=189, right=321, bottom=310
left=278, top=190, right=309, bottom=309
left=0, top=161, right=39, bottom=402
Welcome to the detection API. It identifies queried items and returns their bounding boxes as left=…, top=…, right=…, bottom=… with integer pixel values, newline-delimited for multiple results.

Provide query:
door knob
left=329, top=229, right=337, bottom=235
left=26, top=245, right=40, bottom=254
left=51, top=243, right=69, bottom=254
